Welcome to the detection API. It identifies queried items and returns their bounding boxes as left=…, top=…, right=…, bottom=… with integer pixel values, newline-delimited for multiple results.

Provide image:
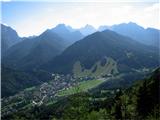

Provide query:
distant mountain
left=98, top=25, right=110, bottom=31
left=21, top=35, right=37, bottom=40
left=3, top=29, right=66, bottom=71
left=51, top=24, right=83, bottom=45
left=1, top=24, right=21, bottom=55
left=42, top=30, right=159, bottom=76
left=1, top=65, right=51, bottom=98
left=110, top=22, right=160, bottom=47
left=79, top=24, right=97, bottom=36
left=66, top=25, right=76, bottom=32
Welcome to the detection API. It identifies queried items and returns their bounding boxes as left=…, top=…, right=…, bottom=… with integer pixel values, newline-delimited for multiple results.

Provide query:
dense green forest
left=1, top=66, right=52, bottom=97
left=2, top=68, right=159, bottom=120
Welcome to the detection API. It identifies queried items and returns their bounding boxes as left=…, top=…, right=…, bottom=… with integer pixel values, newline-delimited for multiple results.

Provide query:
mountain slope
left=1, top=66, right=51, bottom=98
left=135, top=67, right=160, bottom=118
left=79, top=24, right=97, bottom=36
left=3, top=29, right=66, bottom=70
left=51, top=24, right=83, bottom=45
left=110, top=22, right=160, bottom=47
left=1, top=24, right=21, bottom=55
left=42, top=30, right=159, bottom=75
left=98, top=25, right=110, bottom=31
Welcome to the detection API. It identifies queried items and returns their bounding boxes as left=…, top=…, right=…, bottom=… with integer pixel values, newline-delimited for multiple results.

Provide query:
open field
left=73, top=57, right=118, bottom=78
left=57, top=79, right=105, bottom=96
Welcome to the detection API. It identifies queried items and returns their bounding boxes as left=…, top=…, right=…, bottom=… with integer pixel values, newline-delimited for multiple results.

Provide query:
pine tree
left=114, top=89, right=123, bottom=120
left=136, top=80, right=151, bottom=118
left=63, top=93, right=90, bottom=120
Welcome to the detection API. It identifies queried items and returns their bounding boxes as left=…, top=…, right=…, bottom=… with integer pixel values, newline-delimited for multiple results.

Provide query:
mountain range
left=2, top=24, right=84, bottom=70
left=42, top=30, right=158, bottom=76
left=3, top=29, right=67, bottom=70
left=1, top=22, right=159, bottom=97
left=98, top=22, right=160, bottom=47
left=2, top=22, right=159, bottom=73
left=79, top=24, right=97, bottom=36
left=51, top=24, right=84, bottom=45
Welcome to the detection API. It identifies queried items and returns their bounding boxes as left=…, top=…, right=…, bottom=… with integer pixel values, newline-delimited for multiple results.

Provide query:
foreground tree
left=113, top=89, right=123, bottom=120
left=63, top=93, right=90, bottom=120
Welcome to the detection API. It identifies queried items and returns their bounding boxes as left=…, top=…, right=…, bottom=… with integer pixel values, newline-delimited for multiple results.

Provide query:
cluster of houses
left=2, top=73, right=105, bottom=116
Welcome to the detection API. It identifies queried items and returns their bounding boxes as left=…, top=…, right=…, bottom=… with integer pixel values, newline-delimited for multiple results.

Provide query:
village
left=1, top=73, right=96, bottom=116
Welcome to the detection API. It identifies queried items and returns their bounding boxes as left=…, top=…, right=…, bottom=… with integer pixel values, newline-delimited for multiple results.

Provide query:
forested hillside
left=2, top=68, right=159, bottom=120
left=1, top=66, right=51, bottom=97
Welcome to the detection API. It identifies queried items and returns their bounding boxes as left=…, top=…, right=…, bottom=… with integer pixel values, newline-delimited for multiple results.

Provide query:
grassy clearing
left=24, top=86, right=36, bottom=91
left=57, top=79, right=105, bottom=96
left=73, top=57, right=118, bottom=78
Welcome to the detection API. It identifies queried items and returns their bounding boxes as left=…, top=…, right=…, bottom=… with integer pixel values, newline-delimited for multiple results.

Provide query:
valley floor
left=1, top=69, right=151, bottom=118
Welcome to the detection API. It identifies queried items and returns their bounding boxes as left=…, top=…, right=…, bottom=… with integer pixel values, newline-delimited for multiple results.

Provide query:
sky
left=1, top=0, right=160, bottom=37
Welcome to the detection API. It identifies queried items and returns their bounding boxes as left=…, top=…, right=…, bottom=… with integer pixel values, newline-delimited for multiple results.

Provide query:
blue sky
left=1, top=0, right=159, bottom=37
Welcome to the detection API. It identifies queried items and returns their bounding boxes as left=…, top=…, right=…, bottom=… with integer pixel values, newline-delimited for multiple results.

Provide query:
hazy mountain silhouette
left=3, top=29, right=66, bottom=70
left=1, top=24, right=21, bottom=55
left=79, top=24, right=97, bottom=36
left=110, top=22, right=160, bottom=47
left=51, top=24, right=84, bottom=45
left=98, top=25, right=110, bottom=31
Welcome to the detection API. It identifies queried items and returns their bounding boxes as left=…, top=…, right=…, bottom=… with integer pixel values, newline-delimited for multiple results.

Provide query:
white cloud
left=131, top=3, right=159, bottom=29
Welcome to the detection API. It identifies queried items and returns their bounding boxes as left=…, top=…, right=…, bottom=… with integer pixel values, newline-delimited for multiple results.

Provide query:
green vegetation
left=73, top=57, right=118, bottom=77
left=24, top=86, right=36, bottom=91
left=2, top=22, right=159, bottom=120
left=57, top=79, right=105, bottom=96
left=1, top=66, right=51, bottom=97
left=43, top=30, right=158, bottom=75
left=2, top=68, right=159, bottom=120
